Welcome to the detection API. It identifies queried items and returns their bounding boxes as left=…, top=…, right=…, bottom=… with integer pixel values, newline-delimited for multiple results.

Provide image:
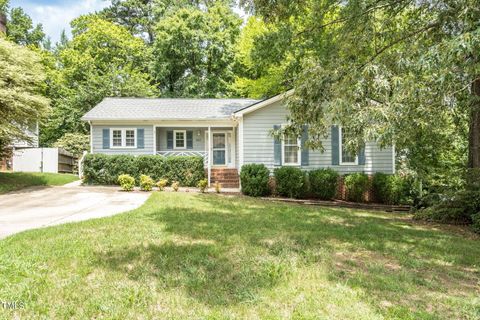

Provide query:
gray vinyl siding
left=92, top=125, right=153, bottom=155
left=242, top=101, right=394, bottom=174
left=156, top=127, right=206, bottom=152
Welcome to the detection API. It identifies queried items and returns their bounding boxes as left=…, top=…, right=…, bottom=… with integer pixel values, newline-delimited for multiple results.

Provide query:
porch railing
left=156, top=151, right=208, bottom=167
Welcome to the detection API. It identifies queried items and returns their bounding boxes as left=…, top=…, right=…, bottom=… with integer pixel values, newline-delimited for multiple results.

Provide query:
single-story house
left=81, top=91, right=394, bottom=187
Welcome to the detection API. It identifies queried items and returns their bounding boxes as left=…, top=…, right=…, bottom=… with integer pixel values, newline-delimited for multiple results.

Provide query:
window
left=112, top=130, right=122, bottom=147
left=282, top=133, right=301, bottom=166
left=174, top=130, right=186, bottom=149
left=125, top=130, right=135, bottom=147
left=340, top=127, right=357, bottom=165
left=110, top=128, right=136, bottom=148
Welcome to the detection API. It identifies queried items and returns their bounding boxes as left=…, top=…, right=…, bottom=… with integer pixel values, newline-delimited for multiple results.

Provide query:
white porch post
left=208, top=126, right=211, bottom=186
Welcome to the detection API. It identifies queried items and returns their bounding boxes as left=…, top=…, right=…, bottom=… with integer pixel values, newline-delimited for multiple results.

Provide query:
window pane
left=126, top=130, right=135, bottom=147
left=284, top=146, right=298, bottom=164
left=341, top=129, right=356, bottom=163
left=175, top=132, right=185, bottom=148
left=213, top=133, right=225, bottom=148
left=284, top=134, right=297, bottom=145
left=112, top=130, right=122, bottom=147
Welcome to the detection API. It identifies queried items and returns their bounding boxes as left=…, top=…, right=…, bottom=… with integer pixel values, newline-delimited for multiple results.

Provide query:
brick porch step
left=208, top=168, right=240, bottom=188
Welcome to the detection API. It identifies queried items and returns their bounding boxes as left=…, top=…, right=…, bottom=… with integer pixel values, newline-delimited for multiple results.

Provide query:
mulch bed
left=261, top=197, right=411, bottom=213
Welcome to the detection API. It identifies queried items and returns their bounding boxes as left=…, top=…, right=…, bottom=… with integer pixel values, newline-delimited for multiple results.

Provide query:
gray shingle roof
left=81, top=98, right=260, bottom=121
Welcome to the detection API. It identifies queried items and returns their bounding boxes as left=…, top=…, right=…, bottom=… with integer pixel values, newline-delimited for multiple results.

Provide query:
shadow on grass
left=95, top=193, right=480, bottom=308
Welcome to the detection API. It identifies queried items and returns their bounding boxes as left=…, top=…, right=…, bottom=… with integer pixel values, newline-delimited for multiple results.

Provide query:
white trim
left=173, top=130, right=187, bottom=149
left=89, top=121, right=93, bottom=153
left=339, top=127, right=358, bottom=165
left=281, top=135, right=301, bottom=166
left=392, top=144, right=396, bottom=174
left=207, top=126, right=211, bottom=186
left=110, top=128, right=137, bottom=149
left=152, top=125, right=156, bottom=155
left=238, top=118, right=244, bottom=170
left=233, top=90, right=294, bottom=117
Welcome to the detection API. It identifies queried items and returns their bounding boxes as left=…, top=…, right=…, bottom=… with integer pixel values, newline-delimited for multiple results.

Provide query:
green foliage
left=472, top=213, right=480, bottom=234
left=53, top=133, right=89, bottom=157
left=6, top=7, right=45, bottom=47
left=0, top=37, right=49, bottom=156
left=414, top=190, right=480, bottom=225
left=118, top=174, right=135, bottom=191
left=240, top=164, right=270, bottom=197
left=156, top=179, right=168, bottom=191
left=344, top=173, right=369, bottom=203
left=152, top=4, right=241, bottom=97
left=0, top=172, right=78, bottom=194
left=139, top=174, right=154, bottom=191
left=82, top=154, right=205, bottom=187
left=197, top=179, right=208, bottom=193
left=40, top=17, right=156, bottom=146
left=274, top=166, right=306, bottom=199
left=308, top=168, right=339, bottom=200
left=372, top=173, right=412, bottom=205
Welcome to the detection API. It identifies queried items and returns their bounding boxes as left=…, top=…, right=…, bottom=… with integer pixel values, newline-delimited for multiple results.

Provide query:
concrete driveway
left=0, top=183, right=150, bottom=239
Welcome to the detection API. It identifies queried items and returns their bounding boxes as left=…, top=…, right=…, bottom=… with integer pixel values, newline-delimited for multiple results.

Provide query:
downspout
left=89, top=121, right=93, bottom=153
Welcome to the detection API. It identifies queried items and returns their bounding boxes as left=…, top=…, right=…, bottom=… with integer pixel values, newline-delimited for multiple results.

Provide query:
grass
left=0, top=172, right=78, bottom=194
left=0, top=193, right=479, bottom=319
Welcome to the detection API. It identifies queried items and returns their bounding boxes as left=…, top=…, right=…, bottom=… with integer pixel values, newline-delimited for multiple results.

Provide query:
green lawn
left=0, top=172, right=79, bottom=194
left=0, top=193, right=479, bottom=319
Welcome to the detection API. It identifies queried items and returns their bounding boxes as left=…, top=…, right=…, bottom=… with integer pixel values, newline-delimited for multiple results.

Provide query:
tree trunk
left=468, top=78, right=480, bottom=169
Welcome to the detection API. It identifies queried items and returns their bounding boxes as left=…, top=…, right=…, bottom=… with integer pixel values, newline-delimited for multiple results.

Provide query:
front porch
left=154, top=126, right=238, bottom=186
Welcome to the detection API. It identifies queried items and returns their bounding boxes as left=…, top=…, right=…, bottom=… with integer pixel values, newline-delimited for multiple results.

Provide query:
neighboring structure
left=1, top=123, right=39, bottom=172
left=12, top=147, right=76, bottom=174
left=81, top=91, right=394, bottom=186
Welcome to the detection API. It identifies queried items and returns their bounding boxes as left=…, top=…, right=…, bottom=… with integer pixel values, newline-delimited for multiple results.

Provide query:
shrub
left=118, top=174, right=135, bottom=191
left=344, top=173, right=369, bottom=202
left=240, top=164, right=270, bottom=197
left=414, top=190, right=480, bottom=225
left=197, top=179, right=208, bottom=193
left=139, top=174, right=154, bottom=191
left=308, top=168, right=339, bottom=200
left=372, top=173, right=412, bottom=205
left=156, top=179, right=168, bottom=191
left=171, top=181, right=180, bottom=192
left=82, top=154, right=205, bottom=186
left=472, top=213, right=480, bottom=234
left=214, top=181, right=221, bottom=193
left=274, top=166, right=306, bottom=199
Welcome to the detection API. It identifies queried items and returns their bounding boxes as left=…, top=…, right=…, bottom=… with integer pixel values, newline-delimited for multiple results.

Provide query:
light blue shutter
left=273, top=125, right=282, bottom=166
left=137, top=129, right=144, bottom=149
left=186, top=131, right=193, bottom=149
left=331, top=125, right=339, bottom=165
left=167, top=131, right=173, bottom=149
left=102, top=129, right=110, bottom=149
left=301, top=125, right=309, bottom=166
left=358, top=145, right=365, bottom=165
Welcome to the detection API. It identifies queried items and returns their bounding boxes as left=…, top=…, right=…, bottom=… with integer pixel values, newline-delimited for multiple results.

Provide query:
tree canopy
left=0, top=36, right=49, bottom=155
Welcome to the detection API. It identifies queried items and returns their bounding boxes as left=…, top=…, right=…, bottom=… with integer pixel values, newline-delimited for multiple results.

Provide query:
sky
left=9, top=0, right=248, bottom=43
left=10, top=0, right=110, bottom=43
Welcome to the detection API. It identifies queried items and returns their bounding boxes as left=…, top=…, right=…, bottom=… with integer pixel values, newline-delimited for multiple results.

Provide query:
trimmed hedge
left=344, top=172, right=370, bottom=202
left=372, top=173, right=411, bottom=205
left=240, top=164, right=270, bottom=197
left=308, top=168, right=339, bottom=200
left=82, top=154, right=205, bottom=187
left=274, top=166, right=307, bottom=199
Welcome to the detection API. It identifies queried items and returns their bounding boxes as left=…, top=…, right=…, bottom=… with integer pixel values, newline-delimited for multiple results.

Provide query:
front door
left=212, top=133, right=226, bottom=165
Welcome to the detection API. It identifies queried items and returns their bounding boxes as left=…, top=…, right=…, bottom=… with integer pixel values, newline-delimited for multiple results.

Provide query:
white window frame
left=110, top=128, right=137, bottom=149
left=281, top=127, right=301, bottom=166
left=339, top=127, right=358, bottom=165
left=173, top=130, right=187, bottom=149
